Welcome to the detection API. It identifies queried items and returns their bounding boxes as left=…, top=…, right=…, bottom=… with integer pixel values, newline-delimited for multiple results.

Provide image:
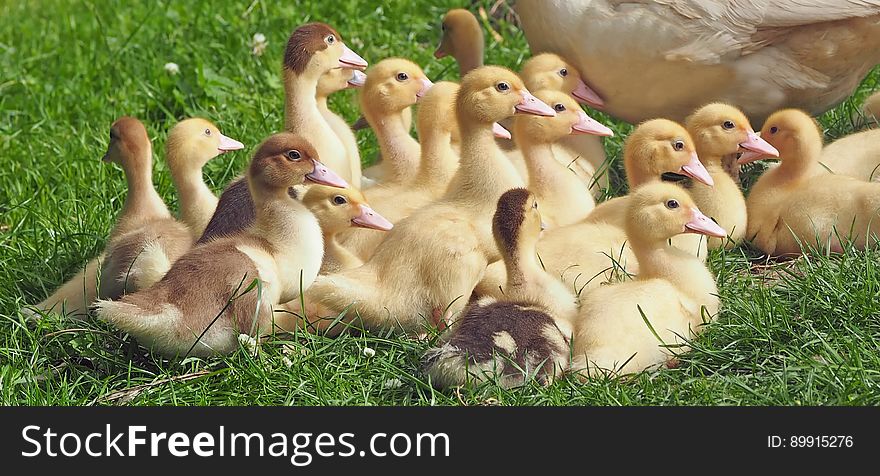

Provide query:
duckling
left=301, top=185, right=393, bottom=274
left=435, top=8, right=484, bottom=77
left=423, top=189, right=577, bottom=388
left=514, top=89, right=612, bottom=228
left=572, top=182, right=726, bottom=376
left=283, top=22, right=368, bottom=186
left=742, top=109, right=880, bottom=256
left=820, top=129, right=880, bottom=183
left=684, top=103, right=779, bottom=249
left=95, top=133, right=348, bottom=357
left=338, top=81, right=463, bottom=261
left=316, top=67, right=364, bottom=183
left=863, top=90, right=880, bottom=125
left=517, top=0, right=880, bottom=124
left=303, top=66, right=554, bottom=334
left=360, top=58, right=434, bottom=186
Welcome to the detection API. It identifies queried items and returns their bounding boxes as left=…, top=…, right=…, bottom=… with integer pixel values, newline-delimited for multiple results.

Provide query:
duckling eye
left=204, top=128, right=211, bottom=136
left=441, top=24, right=448, bottom=32
left=396, top=72, right=409, bottom=82
left=286, top=150, right=302, bottom=161
left=553, top=103, right=566, bottom=112
left=496, top=82, right=510, bottom=92
left=533, top=201, right=539, bottom=210
left=665, top=199, right=680, bottom=209
left=672, top=140, right=685, bottom=151
left=770, top=126, right=779, bottom=134
left=326, top=35, right=336, bottom=44
left=559, top=68, right=568, bottom=77
left=332, top=195, right=347, bottom=205
left=722, top=120, right=735, bottom=130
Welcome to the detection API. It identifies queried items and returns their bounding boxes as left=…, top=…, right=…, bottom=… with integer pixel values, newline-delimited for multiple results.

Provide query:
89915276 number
left=768, top=435, right=854, bottom=448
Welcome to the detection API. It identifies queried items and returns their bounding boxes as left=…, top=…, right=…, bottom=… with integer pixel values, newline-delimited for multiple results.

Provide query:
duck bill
left=571, top=79, right=605, bottom=109
left=434, top=38, right=450, bottom=59
left=306, top=159, right=348, bottom=189
left=515, top=90, right=556, bottom=117
left=347, top=70, right=367, bottom=88
left=217, top=133, right=245, bottom=153
left=737, top=150, right=766, bottom=165
left=680, top=152, right=714, bottom=187
left=492, top=122, right=511, bottom=140
left=571, top=111, right=613, bottom=137
left=416, top=78, right=434, bottom=100
left=740, top=130, right=779, bottom=158
left=352, top=204, right=394, bottom=231
left=338, top=45, right=368, bottom=70
left=685, top=208, right=727, bottom=238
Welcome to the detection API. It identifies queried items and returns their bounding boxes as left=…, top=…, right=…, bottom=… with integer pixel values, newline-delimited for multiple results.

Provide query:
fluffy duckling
left=863, top=90, right=880, bottom=125
left=514, top=89, right=612, bottom=228
left=684, top=103, right=778, bottom=249
left=435, top=8, right=484, bottom=77
left=338, top=81, right=463, bottom=261
left=423, top=189, right=577, bottom=388
left=360, top=58, right=434, bottom=186
left=303, top=66, right=554, bottom=334
left=301, top=185, right=393, bottom=274
left=820, top=129, right=880, bottom=183
left=316, top=67, right=365, bottom=182
left=95, top=133, right=347, bottom=357
left=517, top=0, right=880, bottom=124
left=572, top=182, right=726, bottom=376
left=283, top=22, right=367, bottom=186
left=742, top=109, right=880, bottom=256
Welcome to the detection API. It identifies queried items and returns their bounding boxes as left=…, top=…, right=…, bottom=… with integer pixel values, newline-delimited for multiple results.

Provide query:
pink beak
left=416, top=78, right=434, bottom=100
left=306, top=159, right=348, bottom=189
left=515, top=90, right=556, bottom=117
left=347, top=70, right=367, bottom=88
left=338, top=45, right=368, bottom=70
left=738, top=130, right=779, bottom=164
left=217, top=133, right=245, bottom=153
left=680, top=151, right=714, bottom=187
left=352, top=204, right=394, bottom=231
left=492, top=122, right=511, bottom=140
left=571, top=79, right=605, bottom=109
left=685, top=207, right=727, bottom=238
left=571, top=111, right=613, bottom=137
left=434, top=47, right=447, bottom=59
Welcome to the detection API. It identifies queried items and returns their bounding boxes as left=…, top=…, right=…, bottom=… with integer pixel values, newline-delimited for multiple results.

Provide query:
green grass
left=2, top=0, right=879, bottom=406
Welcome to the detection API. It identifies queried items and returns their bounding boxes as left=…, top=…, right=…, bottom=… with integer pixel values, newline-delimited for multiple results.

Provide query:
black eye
left=672, top=140, right=685, bottom=151
left=665, top=199, right=680, bottom=209
left=533, top=201, right=538, bottom=210
left=286, top=150, right=301, bottom=161
left=559, top=68, right=568, bottom=77
left=396, top=72, right=409, bottom=82
left=496, top=82, right=510, bottom=92
left=770, top=126, right=779, bottom=134
left=332, top=195, right=347, bottom=205
left=205, top=128, right=211, bottom=136
left=326, top=35, right=335, bottom=44
left=722, top=120, right=735, bottom=130
left=441, top=24, right=447, bottom=32
left=553, top=103, right=566, bottom=112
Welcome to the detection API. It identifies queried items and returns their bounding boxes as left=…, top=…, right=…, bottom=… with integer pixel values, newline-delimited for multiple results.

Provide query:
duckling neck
left=168, top=151, right=217, bottom=235
left=502, top=239, right=543, bottom=289
left=315, top=94, right=330, bottom=115
left=776, top=142, right=822, bottom=181
left=283, top=71, right=323, bottom=132
left=630, top=238, right=715, bottom=300
left=518, top=138, right=568, bottom=195
left=119, top=151, right=170, bottom=228
left=250, top=186, right=315, bottom=248
left=446, top=119, right=522, bottom=204
left=321, top=233, right=362, bottom=274
left=367, top=107, right=420, bottom=183
left=413, top=129, right=457, bottom=190
left=456, top=43, right=483, bottom=76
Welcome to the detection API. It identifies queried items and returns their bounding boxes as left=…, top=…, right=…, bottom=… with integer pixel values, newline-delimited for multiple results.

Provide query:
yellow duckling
left=316, top=67, right=365, bottom=184
left=434, top=8, right=484, bottom=77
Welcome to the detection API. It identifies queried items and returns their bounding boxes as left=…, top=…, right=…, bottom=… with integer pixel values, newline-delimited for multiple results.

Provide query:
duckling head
left=283, top=23, right=367, bottom=79
left=165, top=118, right=243, bottom=173
left=513, top=89, right=612, bottom=144
left=435, top=9, right=482, bottom=61
left=317, top=68, right=365, bottom=98
left=626, top=182, right=727, bottom=245
left=248, top=133, right=349, bottom=192
left=492, top=188, right=544, bottom=262
left=624, top=119, right=713, bottom=187
left=303, top=185, right=393, bottom=235
left=417, top=81, right=461, bottom=142
left=520, top=53, right=604, bottom=109
left=739, top=109, right=822, bottom=167
left=686, top=103, right=778, bottom=163
left=360, top=58, right=433, bottom=117
left=102, top=116, right=151, bottom=169
left=457, top=66, right=556, bottom=127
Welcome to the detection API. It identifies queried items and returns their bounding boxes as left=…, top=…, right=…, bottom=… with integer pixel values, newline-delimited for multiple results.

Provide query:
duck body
left=317, top=68, right=364, bottom=185
left=820, top=129, right=880, bottom=182
left=517, top=0, right=880, bottom=124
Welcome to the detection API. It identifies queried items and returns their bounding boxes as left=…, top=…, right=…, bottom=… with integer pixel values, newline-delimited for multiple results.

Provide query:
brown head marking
left=283, top=23, right=342, bottom=74
left=493, top=188, right=530, bottom=257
